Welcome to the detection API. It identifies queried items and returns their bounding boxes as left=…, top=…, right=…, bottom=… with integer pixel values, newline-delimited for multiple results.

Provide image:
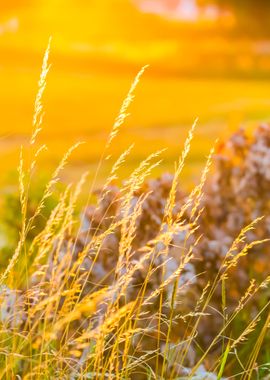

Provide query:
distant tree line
left=199, top=0, right=270, bottom=35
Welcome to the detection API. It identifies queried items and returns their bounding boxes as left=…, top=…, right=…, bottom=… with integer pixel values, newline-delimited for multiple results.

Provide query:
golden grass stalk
left=243, top=311, right=270, bottom=380
left=163, top=118, right=197, bottom=226
left=28, top=141, right=83, bottom=228
left=31, top=36, right=52, bottom=145
left=106, top=65, right=149, bottom=149
left=116, top=192, right=150, bottom=277
left=97, top=144, right=134, bottom=209
left=0, top=39, right=53, bottom=286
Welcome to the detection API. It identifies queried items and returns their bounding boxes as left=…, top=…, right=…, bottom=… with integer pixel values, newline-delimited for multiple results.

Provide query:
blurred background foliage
left=0, top=173, right=59, bottom=269
left=1, top=0, right=270, bottom=200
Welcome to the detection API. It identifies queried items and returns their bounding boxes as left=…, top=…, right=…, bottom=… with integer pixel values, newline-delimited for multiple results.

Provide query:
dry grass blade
left=31, top=36, right=52, bottom=145
left=163, top=118, right=197, bottom=226
left=106, top=65, right=149, bottom=149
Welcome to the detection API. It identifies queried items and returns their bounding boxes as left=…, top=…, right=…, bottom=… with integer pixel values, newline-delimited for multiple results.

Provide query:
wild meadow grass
left=1, top=39, right=270, bottom=380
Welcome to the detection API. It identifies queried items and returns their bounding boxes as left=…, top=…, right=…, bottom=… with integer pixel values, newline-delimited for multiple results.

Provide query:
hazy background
left=1, top=0, right=270, bottom=187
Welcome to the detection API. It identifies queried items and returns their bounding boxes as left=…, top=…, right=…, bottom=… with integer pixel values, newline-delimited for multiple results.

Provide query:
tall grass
left=0, top=40, right=270, bottom=380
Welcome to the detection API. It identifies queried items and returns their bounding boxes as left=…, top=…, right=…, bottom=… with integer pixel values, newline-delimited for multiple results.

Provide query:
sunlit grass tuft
left=1, top=40, right=270, bottom=380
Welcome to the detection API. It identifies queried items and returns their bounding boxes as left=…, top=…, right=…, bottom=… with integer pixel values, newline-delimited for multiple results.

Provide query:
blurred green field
left=1, top=65, right=270, bottom=189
